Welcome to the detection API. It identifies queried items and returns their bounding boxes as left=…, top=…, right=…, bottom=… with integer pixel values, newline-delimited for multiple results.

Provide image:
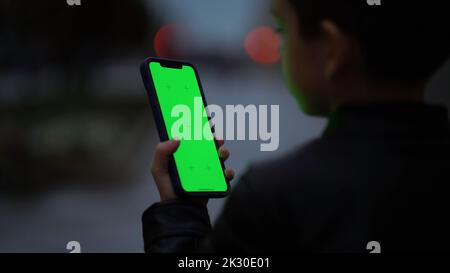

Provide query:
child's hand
left=150, top=139, right=234, bottom=205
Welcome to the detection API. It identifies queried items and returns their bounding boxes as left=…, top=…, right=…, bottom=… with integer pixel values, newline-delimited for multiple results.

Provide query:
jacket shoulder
left=240, top=139, right=334, bottom=189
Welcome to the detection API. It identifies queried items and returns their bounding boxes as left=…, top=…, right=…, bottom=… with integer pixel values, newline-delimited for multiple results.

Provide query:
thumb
left=151, top=139, right=180, bottom=177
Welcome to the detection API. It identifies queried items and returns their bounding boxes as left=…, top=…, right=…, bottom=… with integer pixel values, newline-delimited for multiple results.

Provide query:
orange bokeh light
left=244, top=26, right=281, bottom=65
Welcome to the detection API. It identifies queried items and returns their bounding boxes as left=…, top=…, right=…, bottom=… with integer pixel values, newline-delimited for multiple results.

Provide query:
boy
left=143, top=0, right=450, bottom=252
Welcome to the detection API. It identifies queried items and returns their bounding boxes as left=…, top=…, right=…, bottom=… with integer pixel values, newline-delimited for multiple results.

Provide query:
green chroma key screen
left=149, top=62, right=227, bottom=193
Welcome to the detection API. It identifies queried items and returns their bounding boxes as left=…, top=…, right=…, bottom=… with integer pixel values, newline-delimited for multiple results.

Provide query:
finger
left=225, top=169, right=235, bottom=180
left=218, top=147, right=230, bottom=161
left=151, top=139, right=180, bottom=176
left=216, top=138, right=225, bottom=148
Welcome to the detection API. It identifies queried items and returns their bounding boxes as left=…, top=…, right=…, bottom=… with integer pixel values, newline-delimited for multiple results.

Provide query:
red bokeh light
left=153, top=24, right=179, bottom=58
left=244, top=26, right=281, bottom=65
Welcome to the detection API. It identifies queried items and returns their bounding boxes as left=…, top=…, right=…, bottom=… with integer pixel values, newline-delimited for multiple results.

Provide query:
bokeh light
left=244, top=26, right=281, bottom=65
left=153, top=24, right=179, bottom=58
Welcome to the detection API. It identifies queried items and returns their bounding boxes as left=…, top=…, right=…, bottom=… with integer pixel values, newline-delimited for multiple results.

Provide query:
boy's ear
left=320, top=20, right=353, bottom=80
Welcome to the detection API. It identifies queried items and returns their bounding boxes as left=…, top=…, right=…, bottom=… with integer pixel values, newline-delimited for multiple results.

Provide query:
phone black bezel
left=140, top=57, right=230, bottom=198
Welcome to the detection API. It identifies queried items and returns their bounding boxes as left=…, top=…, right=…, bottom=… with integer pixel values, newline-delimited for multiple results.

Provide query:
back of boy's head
left=290, top=0, right=450, bottom=85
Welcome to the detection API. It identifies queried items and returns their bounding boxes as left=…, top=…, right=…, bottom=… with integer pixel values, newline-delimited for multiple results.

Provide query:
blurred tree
left=0, top=0, right=158, bottom=193
left=0, top=0, right=155, bottom=99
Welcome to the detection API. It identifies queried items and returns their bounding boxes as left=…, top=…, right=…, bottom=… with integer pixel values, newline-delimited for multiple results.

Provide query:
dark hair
left=290, top=0, right=450, bottom=85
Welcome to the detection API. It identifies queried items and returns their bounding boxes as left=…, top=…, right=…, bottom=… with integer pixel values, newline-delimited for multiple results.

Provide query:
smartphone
left=140, top=57, right=230, bottom=198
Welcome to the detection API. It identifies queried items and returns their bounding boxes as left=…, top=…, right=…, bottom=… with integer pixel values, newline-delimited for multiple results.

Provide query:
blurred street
left=1, top=0, right=449, bottom=252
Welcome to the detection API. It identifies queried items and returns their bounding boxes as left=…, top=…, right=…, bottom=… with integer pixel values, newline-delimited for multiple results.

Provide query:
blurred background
left=0, top=0, right=449, bottom=252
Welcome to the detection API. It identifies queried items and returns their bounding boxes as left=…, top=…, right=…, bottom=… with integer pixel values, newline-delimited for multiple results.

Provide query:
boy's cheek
left=281, top=37, right=304, bottom=93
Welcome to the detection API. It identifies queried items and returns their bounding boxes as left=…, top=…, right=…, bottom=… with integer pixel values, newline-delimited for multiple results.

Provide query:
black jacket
left=142, top=102, right=450, bottom=253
